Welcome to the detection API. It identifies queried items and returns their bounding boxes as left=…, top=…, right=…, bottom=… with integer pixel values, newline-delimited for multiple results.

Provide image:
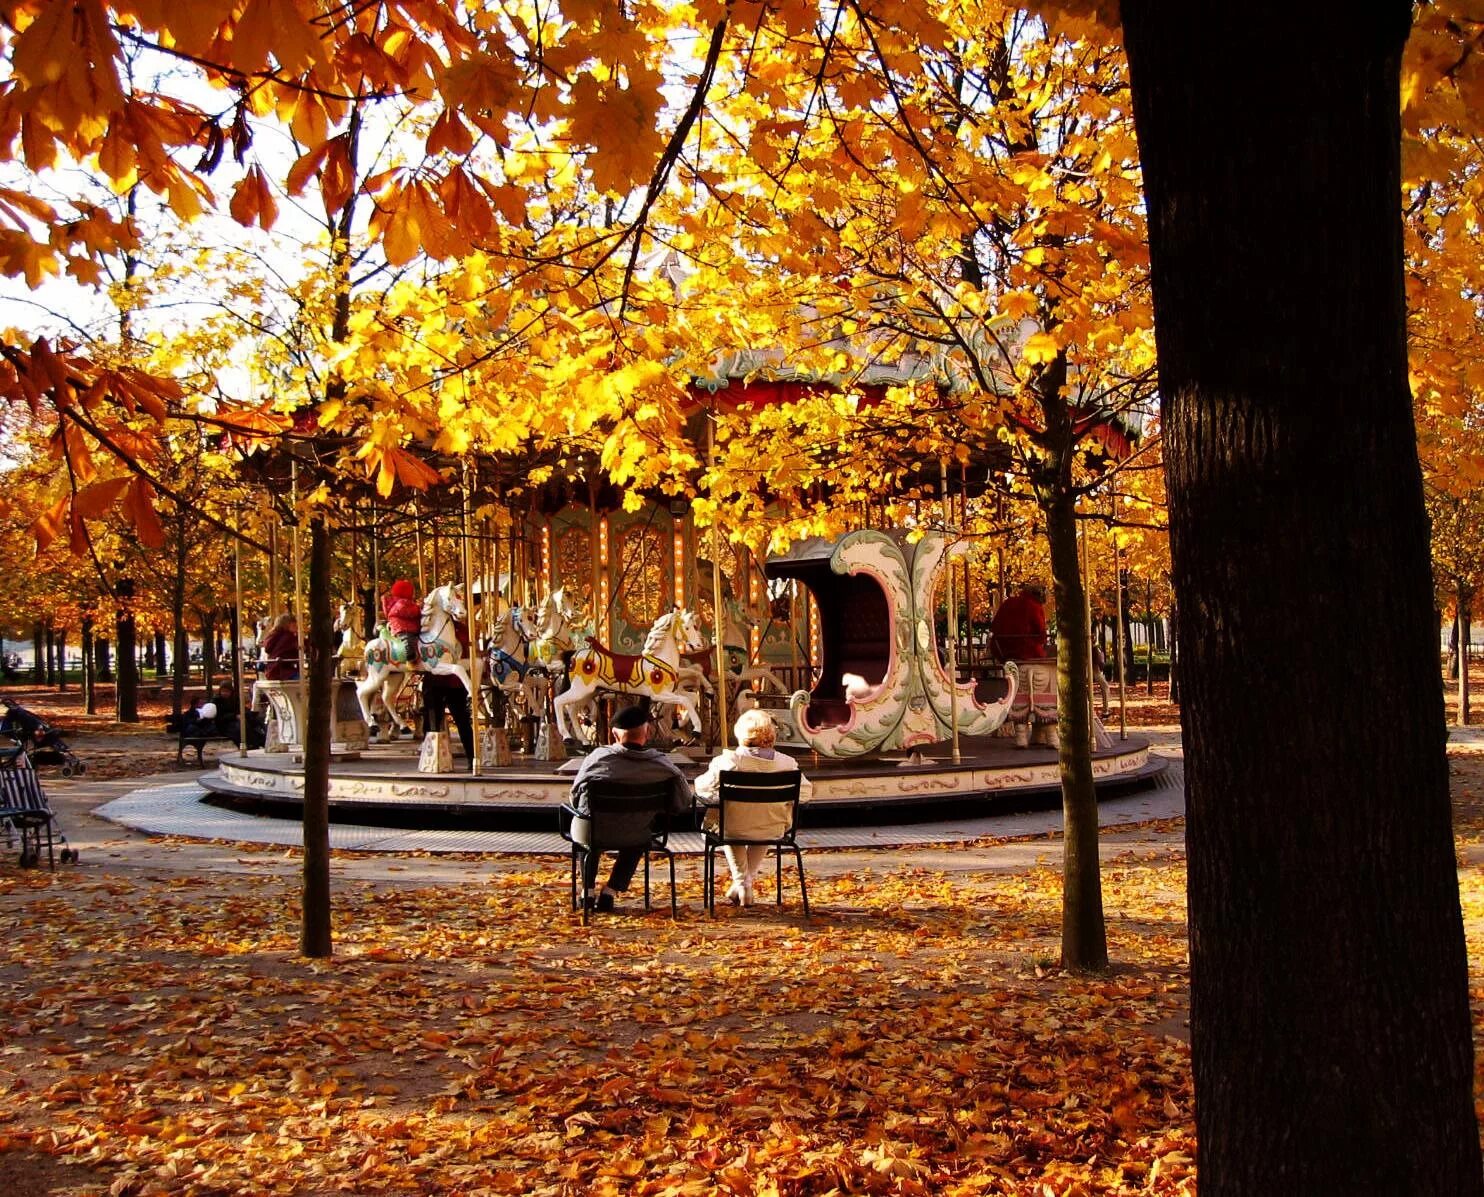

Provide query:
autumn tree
left=634, top=4, right=1158, bottom=968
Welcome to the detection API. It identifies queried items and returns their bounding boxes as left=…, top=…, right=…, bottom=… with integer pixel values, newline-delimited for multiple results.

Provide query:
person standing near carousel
left=422, top=611, right=474, bottom=768
left=381, top=579, right=422, bottom=669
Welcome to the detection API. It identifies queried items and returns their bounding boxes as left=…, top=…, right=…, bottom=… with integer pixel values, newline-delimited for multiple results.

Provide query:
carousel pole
left=709, top=417, right=728, bottom=750
left=462, top=460, right=483, bottom=773
left=267, top=518, right=280, bottom=616
left=291, top=462, right=305, bottom=683
left=370, top=503, right=381, bottom=607
left=234, top=518, right=248, bottom=758
left=1080, top=506, right=1096, bottom=750
left=959, top=463, right=972, bottom=664
left=788, top=579, right=801, bottom=693
left=941, top=458, right=961, bottom=765
left=414, top=501, right=427, bottom=595
left=431, top=514, right=441, bottom=588
left=349, top=518, right=359, bottom=618
left=1114, top=528, right=1128, bottom=742
left=507, top=519, right=517, bottom=607
left=589, top=481, right=601, bottom=638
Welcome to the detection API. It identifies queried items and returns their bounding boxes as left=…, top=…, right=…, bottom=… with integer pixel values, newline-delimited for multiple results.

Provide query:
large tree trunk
left=300, top=516, right=334, bottom=958
left=55, top=629, right=66, bottom=691
left=94, top=636, right=111, bottom=684
left=1122, top=5, right=1482, bottom=1193
left=1044, top=490, right=1106, bottom=970
left=30, top=622, right=42, bottom=683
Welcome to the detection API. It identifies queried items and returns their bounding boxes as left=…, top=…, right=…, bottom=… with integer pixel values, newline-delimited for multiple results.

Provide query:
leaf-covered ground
left=0, top=680, right=1479, bottom=1194
left=2, top=834, right=1482, bottom=1196
left=1, top=854, right=1200, bottom=1196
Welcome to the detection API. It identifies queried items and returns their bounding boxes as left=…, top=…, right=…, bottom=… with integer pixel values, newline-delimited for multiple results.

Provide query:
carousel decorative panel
left=554, top=525, right=591, bottom=597
left=616, top=522, right=670, bottom=630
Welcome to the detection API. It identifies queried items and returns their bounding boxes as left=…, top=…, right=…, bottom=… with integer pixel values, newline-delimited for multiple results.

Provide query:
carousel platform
left=197, top=732, right=1166, bottom=830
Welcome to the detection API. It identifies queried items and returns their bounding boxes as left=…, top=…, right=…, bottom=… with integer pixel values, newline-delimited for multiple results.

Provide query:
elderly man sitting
left=569, top=703, right=693, bottom=913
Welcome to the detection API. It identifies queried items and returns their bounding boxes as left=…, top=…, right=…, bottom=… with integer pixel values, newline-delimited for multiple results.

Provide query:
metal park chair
left=0, top=748, right=73, bottom=869
left=701, top=769, right=808, bottom=918
left=558, top=779, right=681, bottom=924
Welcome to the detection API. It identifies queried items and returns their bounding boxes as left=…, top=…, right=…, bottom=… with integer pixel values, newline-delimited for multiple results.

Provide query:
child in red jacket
left=382, top=579, right=422, bottom=667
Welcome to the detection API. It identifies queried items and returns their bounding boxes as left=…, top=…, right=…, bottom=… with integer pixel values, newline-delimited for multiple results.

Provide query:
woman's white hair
left=734, top=708, right=777, bottom=747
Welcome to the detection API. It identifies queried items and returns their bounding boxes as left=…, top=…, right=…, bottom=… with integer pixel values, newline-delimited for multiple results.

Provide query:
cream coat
left=695, top=746, right=812, bottom=840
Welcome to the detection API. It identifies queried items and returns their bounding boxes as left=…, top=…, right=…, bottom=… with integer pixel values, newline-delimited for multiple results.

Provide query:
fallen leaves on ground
left=0, top=857, right=1200, bottom=1195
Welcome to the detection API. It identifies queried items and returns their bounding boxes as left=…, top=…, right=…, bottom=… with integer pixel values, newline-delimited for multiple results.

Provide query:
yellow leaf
left=1022, top=332, right=1059, bottom=365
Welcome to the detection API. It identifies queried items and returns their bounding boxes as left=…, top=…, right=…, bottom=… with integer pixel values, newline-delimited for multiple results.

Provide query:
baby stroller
left=0, top=700, right=86, bottom=777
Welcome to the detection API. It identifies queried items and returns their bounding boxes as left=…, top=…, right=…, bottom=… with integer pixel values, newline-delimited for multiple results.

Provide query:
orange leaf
left=63, top=423, right=97, bottom=485
left=11, top=0, right=76, bottom=88
left=73, top=475, right=130, bottom=519
left=285, top=141, right=332, bottom=197
left=32, top=495, right=68, bottom=553
left=320, top=135, right=354, bottom=216
left=391, top=446, right=442, bottom=490
left=228, top=172, right=260, bottom=227
left=123, top=476, right=165, bottom=548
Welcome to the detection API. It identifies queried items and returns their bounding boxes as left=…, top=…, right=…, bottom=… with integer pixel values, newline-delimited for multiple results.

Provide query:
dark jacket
left=570, top=744, right=692, bottom=817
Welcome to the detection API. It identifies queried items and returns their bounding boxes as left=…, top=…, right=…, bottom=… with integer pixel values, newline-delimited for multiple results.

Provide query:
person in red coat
left=260, top=614, right=301, bottom=680
left=990, top=584, right=1050, bottom=661
left=381, top=579, right=422, bottom=667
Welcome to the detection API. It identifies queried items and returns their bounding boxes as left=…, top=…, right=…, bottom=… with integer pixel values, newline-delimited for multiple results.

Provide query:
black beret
left=611, top=704, right=651, bottom=730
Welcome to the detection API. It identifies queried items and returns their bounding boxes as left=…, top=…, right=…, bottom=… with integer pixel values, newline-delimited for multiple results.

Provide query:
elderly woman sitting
left=694, top=708, right=812, bottom=906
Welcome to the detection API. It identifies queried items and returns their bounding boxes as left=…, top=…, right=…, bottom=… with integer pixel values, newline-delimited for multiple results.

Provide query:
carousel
left=201, top=373, right=1163, bottom=828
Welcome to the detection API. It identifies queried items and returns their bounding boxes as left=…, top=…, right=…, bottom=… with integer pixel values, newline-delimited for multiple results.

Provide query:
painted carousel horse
left=553, top=606, right=708, bottom=744
left=486, top=603, right=539, bottom=690
left=483, top=603, right=546, bottom=722
left=529, top=587, right=590, bottom=673
left=717, top=592, right=788, bottom=695
left=356, top=582, right=472, bottom=738
left=333, top=603, right=364, bottom=677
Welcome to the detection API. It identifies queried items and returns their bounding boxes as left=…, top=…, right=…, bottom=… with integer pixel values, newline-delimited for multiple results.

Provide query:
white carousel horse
left=525, top=588, right=597, bottom=738
left=484, top=603, right=545, bottom=718
left=553, top=606, right=708, bottom=744
left=486, top=603, right=540, bottom=691
left=333, top=603, right=364, bottom=677
left=356, top=582, right=472, bottom=738
left=529, top=587, right=589, bottom=670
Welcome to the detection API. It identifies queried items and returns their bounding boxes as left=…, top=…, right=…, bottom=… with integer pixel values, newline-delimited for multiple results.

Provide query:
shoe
left=594, top=891, right=615, bottom=913
left=741, top=880, right=756, bottom=907
left=724, top=883, right=743, bottom=906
